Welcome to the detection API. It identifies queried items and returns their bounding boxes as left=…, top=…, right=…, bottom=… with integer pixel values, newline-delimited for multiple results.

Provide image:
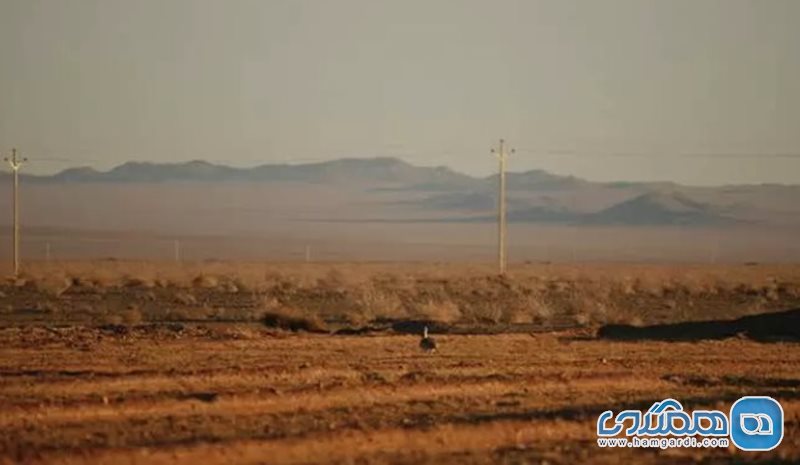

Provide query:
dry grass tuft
left=35, top=276, right=72, bottom=297
left=353, top=287, right=407, bottom=321
left=506, top=309, right=533, bottom=324
left=413, top=299, right=462, bottom=323
left=123, top=276, right=155, bottom=289
left=120, top=307, right=143, bottom=325
left=261, top=306, right=327, bottom=333
left=192, top=274, right=219, bottom=289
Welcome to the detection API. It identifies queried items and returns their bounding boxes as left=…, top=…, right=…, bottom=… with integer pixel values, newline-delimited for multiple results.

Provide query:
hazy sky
left=1, top=0, right=798, bottom=184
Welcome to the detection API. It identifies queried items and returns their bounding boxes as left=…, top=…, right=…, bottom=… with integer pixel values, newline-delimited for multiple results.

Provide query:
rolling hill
left=2, top=157, right=799, bottom=228
left=583, top=191, right=738, bottom=226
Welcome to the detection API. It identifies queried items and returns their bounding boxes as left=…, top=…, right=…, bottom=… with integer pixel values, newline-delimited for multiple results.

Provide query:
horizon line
left=2, top=154, right=799, bottom=189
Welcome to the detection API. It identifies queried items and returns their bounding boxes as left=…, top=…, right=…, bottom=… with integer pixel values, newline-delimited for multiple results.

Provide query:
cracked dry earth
left=0, top=326, right=798, bottom=465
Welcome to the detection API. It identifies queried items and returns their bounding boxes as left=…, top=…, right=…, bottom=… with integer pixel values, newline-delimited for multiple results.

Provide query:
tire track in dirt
left=32, top=419, right=593, bottom=465
left=0, top=364, right=641, bottom=408
left=2, top=332, right=799, bottom=464
left=0, top=374, right=666, bottom=429
left=6, top=378, right=798, bottom=459
left=30, top=402, right=800, bottom=465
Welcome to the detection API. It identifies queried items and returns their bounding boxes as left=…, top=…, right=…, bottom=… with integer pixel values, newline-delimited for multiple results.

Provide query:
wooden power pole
left=491, top=139, right=514, bottom=274
left=4, top=149, right=27, bottom=276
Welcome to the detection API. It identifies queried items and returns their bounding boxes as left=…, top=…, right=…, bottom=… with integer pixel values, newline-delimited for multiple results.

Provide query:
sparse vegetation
left=0, top=261, right=798, bottom=464
left=2, top=261, right=800, bottom=329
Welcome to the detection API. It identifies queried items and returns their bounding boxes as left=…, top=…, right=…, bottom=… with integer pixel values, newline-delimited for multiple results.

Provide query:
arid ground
left=1, top=262, right=799, bottom=464
left=1, top=327, right=798, bottom=465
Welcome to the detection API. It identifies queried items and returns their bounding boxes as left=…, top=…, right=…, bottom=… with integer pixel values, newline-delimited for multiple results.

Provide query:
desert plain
left=0, top=261, right=798, bottom=464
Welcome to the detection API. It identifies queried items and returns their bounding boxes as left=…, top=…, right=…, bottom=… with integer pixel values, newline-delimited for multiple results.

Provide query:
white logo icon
left=739, top=413, right=773, bottom=436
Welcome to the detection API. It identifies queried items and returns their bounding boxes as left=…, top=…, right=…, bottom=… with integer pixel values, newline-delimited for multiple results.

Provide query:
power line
left=514, top=148, right=800, bottom=159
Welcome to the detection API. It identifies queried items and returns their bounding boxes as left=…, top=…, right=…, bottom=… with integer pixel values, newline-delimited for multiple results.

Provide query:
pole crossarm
left=3, top=148, right=27, bottom=170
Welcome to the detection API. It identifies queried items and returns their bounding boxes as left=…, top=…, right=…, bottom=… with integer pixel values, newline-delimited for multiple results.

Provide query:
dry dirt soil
left=1, top=262, right=799, bottom=464
left=0, top=326, right=798, bottom=465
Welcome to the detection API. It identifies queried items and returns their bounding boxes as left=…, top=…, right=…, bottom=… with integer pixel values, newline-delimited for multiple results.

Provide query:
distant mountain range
left=12, top=157, right=593, bottom=192
left=3, top=157, right=799, bottom=227
left=17, top=158, right=475, bottom=187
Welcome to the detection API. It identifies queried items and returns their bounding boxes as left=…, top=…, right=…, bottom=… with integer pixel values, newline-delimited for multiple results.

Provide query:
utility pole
left=491, top=139, right=514, bottom=274
left=709, top=237, right=719, bottom=264
left=4, top=149, right=26, bottom=276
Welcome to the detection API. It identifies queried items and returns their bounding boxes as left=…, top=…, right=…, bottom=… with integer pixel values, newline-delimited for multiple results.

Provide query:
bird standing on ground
left=419, top=326, right=437, bottom=353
